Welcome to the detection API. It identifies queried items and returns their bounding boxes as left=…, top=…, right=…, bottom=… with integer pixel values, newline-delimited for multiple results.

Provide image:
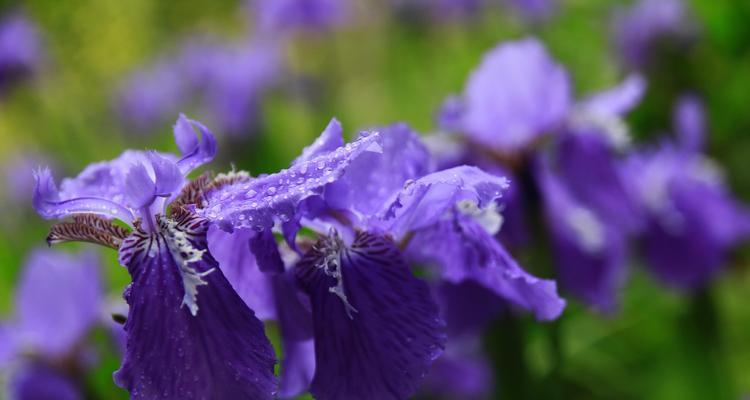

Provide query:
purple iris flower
left=611, top=0, right=695, bottom=69
left=435, top=37, right=647, bottom=311
left=33, top=113, right=399, bottom=398
left=623, top=97, right=750, bottom=289
left=251, top=0, right=348, bottom=33
left=0, top=13, right=42, bottom=93
left=507, top=0, right=556, bottom=21
left=1, top=248, right=103, bottom=400
left=196, top=119, right=564, bottom=398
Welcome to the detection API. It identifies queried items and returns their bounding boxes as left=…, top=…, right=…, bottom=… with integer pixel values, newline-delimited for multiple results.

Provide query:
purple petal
left=326, top=123, right=430, bottom=217
left=462, top=37, right=572, bottom=151
left=250, top=229, right=285, bottom=273
left=376, top=165, right=509, bottom=239
left=673, top=94, right=705, bottom=153
left=199, top=131, right=382, bottom=238
left=33, top=168, right=135, bottom=223
left=10, top=363, right=82, bottom=400
left=148, top=151, right=184, bottom=197
left=556, top=132, right=641, bottom=233
left=174, top=115, right=217, bottom=175
left=406, top=211, right=566, bottom=320
left=272, top=273, right=315, bottom=398
left=15, top=248, right=103, bottom=359
left=0, top=323, right=15, bottom=367
left=173, top=114, right=200, bottom=154
left=295, top=231, right=446, bottom=400
left=114, top=214, right=277, bottom=399
left=437, top=281, right=506, bottom=336
left=124, top=163, right=156, bottom=209
left=292, top=118, right=345, bottom=165
left=536, top=163, right=627, bottom=311
left=579, top=74, right=646, bottom=117
left=420, top=337, right=493, bottom=399
left=207, top=226, right=277, bottom=320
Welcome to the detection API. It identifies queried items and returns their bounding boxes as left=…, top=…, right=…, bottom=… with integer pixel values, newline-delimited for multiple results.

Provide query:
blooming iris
left=436, top=36, right=645, bottom=311
left=251, top=0, right=348, bottom=33
left=33, top=113, right=564, bottom=398
left=0, top=249, right=104, bottom=400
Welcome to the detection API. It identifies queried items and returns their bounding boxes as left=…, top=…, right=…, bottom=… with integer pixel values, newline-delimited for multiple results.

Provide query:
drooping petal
left=555, top=132, right=641, bottom=233
left=295, top=231, right=446, bottom=400
left=33, top=168, right=135, bottom=223
left=148, top=151, right=184, bottom=198
left=15, top=249, right=103, bottom=358
left=325, top=123, right=431, bottom=218
left=198, top=131, right=382, bottom=239
left=174, top=114, right=217, bottom=175
left=376, top=165, right=509, bottom=239
left=250, top=230, right=285, bottom=273
left=420, top=336, right=493, bottom=399
left=536, top=161, right=627, bottom=311
left=292, top=118, right=345, bottom=165
left=462, top=37, right=572, bottom=151
left=207, top=225, right=276, bottom=320
left=114, top=213, right=277, bottom=399
left=10, top=363, right=82, bottom=400
left=406, top=211, right=566, bottom=320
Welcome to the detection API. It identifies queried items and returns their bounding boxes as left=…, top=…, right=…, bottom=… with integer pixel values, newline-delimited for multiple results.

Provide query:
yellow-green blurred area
left=0, top=0, right=749, bottom=399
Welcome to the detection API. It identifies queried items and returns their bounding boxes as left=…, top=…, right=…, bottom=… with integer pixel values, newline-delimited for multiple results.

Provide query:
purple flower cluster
left=435, top=36, right=750, bottom=311
left=32, top=114, right=564, bottom=398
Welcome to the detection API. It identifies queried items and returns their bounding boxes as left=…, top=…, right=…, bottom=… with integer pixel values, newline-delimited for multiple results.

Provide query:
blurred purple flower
left=117, top=38, right=281, bottom=136
left=1, top=248, right=104, bottom=400
left=0, top=13, right=42, bottom=92
left=624, top=141, right=750, bottom=290
left=612, top=0, right=695, bottom=69
left=251, top=0, right=348, bottom=32
left=673, top=93, right=705, bottom=153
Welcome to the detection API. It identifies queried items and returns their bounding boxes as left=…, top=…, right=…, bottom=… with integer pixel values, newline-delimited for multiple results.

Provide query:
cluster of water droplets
left=199, top=132, right=381, bottom=232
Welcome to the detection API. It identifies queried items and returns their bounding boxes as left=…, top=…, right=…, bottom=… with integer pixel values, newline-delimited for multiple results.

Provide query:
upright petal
left=114, top=213, right=277, bottom=399
left=15, top=249, right=103, bottom=358
left=295, top=231, right=446, bottom=400
left=124, top=163, right=156, bottom=209
left=174, top=115, right=217, bottom=175
left=292, top=118, right=345, bottom=165
left=148, top=151, right=184, bottom=197
left=462, top=37, right=572, bottom=151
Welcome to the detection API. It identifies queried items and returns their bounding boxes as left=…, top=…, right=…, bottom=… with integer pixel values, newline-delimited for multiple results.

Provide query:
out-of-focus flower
left=623, top=97, right=750, bottom=289
left=611, top=0, right=695, bottom=69
left=0, top=248, right=103, bottom=400
left=117, top=38, right=281, bottom=136
left=460, top=38, right=572, bottom=152
left=1, top=152, right=49, bottom=207
left=0, top=13, right=42, bottom=93
left=251, top=0, right=349, bottom=33
left=434, top=36, right=646, bottom=311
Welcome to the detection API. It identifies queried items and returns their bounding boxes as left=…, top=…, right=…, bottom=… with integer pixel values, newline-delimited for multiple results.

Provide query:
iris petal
left=296, top=231, right=446, bottom=400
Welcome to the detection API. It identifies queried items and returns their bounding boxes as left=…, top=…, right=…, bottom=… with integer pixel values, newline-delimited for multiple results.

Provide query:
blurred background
left=0, top=0, right=749, bottom=399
